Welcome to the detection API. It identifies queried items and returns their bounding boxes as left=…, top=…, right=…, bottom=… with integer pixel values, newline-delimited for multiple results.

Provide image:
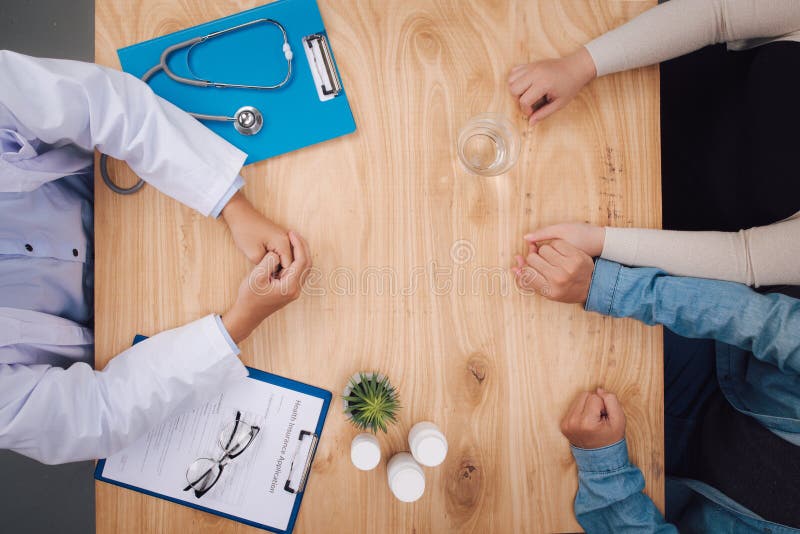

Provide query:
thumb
left=529, top=100, right=560, bottom=125
left=253, top=252, right=281, bottom=281
left=524, top=225, right=562, bottom=243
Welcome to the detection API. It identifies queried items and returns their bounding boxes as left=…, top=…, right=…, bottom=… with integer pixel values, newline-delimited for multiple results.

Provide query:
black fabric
left=661, top=42, right=800, bottom=232
left=698, top=391, right=800, bottom=529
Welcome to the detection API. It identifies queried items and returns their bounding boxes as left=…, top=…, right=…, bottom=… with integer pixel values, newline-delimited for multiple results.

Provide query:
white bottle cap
left=408, top=421, right=448, bottom=467
left=387, top=452, right=425, bottom=503
left=350, top=433, right=381, bottom=471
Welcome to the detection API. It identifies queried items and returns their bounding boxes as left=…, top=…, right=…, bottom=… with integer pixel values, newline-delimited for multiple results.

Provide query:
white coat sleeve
left=585, top=0, right=800, bottom=77
left=0, top=50, right=247, bottom=216
left=0, top=315, right=248, bottom=464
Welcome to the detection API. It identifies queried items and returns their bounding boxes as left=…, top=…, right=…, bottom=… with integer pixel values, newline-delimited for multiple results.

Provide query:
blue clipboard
left=94, top=335, right=332, bottom=534
left=116, top=0, right=356, bottom=165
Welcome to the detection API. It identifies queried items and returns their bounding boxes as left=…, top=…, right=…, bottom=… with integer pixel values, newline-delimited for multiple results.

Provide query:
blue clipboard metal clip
left=284, top=430, right=319, bottom=494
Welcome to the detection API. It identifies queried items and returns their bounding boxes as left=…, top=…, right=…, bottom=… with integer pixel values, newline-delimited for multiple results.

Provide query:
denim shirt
left=573, top=259, right=800, bottom=534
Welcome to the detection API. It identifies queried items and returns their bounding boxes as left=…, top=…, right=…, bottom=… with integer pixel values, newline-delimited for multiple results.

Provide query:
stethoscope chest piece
left=234, top=106, right=263, bottom=135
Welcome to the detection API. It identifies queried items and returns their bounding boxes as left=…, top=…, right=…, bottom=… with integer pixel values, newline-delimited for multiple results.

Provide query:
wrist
left=567, top=47, right=597, bottom=86
left=222, top=303, right=256, bottom=344
left=220, top=190, right=250, bottom=224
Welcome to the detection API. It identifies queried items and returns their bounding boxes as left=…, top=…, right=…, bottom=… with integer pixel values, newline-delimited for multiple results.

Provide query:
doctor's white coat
left=0, top=50, right=249, bottom=464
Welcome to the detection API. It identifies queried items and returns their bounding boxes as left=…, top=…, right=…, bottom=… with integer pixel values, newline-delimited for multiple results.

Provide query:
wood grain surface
left=94, top=1, right=663, bottom=532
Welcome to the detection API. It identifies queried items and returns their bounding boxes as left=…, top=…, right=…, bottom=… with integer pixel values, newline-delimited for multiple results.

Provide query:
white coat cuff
left=213, top=314, right=240, bottom=355
left=209, top=175, right=245, bottom=219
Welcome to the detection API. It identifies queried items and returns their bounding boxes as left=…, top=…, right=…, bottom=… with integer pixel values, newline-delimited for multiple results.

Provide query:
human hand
left=221, top=191, right=293, bottom=268
left=524, top=223, right=605, bottom=257
left=512, top=239, right=594, bottom=303
left=222, top=231, right=311, bottom=344
left=508, top=47, right=597, bottom=125
left=560, top=388, right=626, bottom=449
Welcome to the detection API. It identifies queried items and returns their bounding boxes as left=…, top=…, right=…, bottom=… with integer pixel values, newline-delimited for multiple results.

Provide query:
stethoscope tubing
left=101, top=18, right=291, bottom=195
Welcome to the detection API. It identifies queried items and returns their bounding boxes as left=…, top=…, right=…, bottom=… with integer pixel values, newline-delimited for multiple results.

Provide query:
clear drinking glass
left=457, top=113, right=520, bottom=176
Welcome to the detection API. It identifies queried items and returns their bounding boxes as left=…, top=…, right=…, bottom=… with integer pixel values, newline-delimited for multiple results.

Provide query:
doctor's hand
left=508, top=47, right=596, bottom=125
left=512, top=239, right=594, bottom=304
left=524, top=223, right=605, bottom=258
left=222, top=231, right=311, bottom=344
left=561, top=388, right=626, bottom=450
left=221, top=191, right=293, bottom=268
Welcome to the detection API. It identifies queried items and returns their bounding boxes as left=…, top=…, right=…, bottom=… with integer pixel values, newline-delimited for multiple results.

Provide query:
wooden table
left=94, top=1, right=663, bottom=532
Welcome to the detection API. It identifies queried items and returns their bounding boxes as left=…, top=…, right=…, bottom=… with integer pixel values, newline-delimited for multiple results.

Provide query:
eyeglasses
left=183, top=411, right=261, bottom=498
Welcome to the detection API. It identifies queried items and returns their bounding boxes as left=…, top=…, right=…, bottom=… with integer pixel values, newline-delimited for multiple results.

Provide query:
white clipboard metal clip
left=284, top=430, right=319, bottom=494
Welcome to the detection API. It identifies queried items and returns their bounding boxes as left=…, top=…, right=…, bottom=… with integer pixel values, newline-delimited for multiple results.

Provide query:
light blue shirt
left=0, top=148, right=242, bottom=349
left=0, top=113, right=242, bottom=351
left=571, top=259, right=800, bottom=533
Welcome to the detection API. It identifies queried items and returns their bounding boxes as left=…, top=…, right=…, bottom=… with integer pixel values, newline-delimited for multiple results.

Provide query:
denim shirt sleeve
left=571, top=439, right=677, bottom=533
left=586, top=259, right=800, bottom=375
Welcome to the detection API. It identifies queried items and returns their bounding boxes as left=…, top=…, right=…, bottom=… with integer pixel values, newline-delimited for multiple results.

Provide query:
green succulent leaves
left=344, top=373, right=400, bottom=433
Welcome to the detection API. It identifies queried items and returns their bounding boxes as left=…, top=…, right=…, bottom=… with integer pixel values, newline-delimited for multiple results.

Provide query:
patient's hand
left=512, top=239, right=594, bottom=304
left=561, top=388, right=626, bottom=450
left=222, top=191, right=294, bottom=269
left=508, top=47, right=596, bottom=125
left=524, top=223, right=605, bottom=257
left=222, top=231, right=311, bottom=344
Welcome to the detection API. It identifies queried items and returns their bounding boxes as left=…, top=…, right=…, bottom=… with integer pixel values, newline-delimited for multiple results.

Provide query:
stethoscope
left=101, top=18, right=293, bottom=195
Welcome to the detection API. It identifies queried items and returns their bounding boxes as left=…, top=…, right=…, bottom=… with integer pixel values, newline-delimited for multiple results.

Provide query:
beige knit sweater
left=585, top=0, right=800, bottom=286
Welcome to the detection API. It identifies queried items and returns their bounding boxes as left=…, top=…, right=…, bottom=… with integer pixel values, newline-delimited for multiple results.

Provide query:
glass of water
left=457, top=113, right=520, bottom=176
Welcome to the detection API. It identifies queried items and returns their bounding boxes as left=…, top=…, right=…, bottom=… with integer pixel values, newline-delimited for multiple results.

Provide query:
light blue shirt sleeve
left=571, top=439, right=678, bottom=533
left=213, top=314, right=240, bottom=355
left=209, top=174, right=245, bottom=219
left=586, top=259, right=800, bottom=375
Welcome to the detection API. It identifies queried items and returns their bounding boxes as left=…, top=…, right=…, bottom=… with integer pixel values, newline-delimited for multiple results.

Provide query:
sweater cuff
left=601, top=227, right=640, bottom=266
left=584, top=36, right=620, bottom=78
left=585, top=259, right=623, bottom=316
left=571, top=438, right=629, bottom=473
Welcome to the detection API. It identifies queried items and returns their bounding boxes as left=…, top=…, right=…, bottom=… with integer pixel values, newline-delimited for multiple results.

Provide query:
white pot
left=341, top=371, right=387, bottom=416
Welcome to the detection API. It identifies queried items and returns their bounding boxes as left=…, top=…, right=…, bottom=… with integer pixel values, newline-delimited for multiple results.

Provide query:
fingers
left=511, top=254, right=526, bottom=276
left=596, top=388, right=625, bottom=422
left=508, top=65, right=527, bottom=87
left=524, top=225, right=562, bottom=243
left=537, top=243, right=566, bottom=266
left=514, top=263, right=548, bottom=294
left=249, top=252, right=281, bottom=294
left=288, top=230, right=311, bottom=271
left=525, top=250, right=559, bottom=279
left=549, top=239, right=580, bottom=256
left=568, top=391, right=590, bottom=419
left=519, top=85, right=547, bottom=117
left=529, top=100, right=560, bottom=125
left=582, top=394, right=605, bottom=422
left=274, top=235, right=293, bottom=270
left=509, top=71, right=533, bottom=97
left=278, top=231, right=312, bottom=298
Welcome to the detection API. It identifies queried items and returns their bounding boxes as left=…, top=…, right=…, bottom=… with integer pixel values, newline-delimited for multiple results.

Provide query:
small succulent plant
left=343, top=373, right=400, bottom=433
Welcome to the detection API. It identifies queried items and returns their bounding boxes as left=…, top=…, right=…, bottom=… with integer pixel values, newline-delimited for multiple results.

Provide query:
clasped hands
left=219, top=191, right=311, bottom=344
